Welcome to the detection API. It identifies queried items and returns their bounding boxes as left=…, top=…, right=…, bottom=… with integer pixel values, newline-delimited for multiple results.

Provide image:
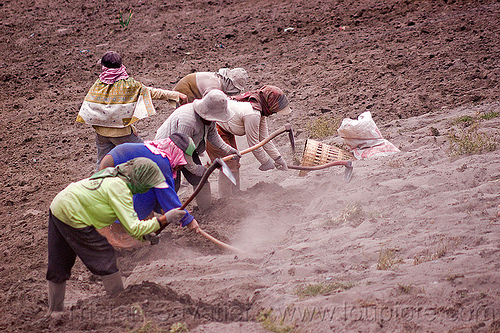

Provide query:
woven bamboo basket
left=298, top=139, right=353, bottom=176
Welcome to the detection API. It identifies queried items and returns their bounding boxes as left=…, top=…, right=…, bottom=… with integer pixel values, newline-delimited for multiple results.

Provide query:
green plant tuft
left=447, top=124, right=497, bottom=157
left=446, top=274, right=464, bottom=282
left=377, top=247, right=403, bottom=270
left=119, top=11, right=133, bottom=28
left=453, top=115, right=475, bottom=127
left=257, top=309, right=296, bottom=333
left=479, top=111, right=500, bottom=120
left=294, top=282, right=354, bottom=299
left=170, top=322, right=189, bottom=333
left=413, top=241, right=448, bottom=265
left=396, top=283, right=425, bottom=295
left=329, top=202, right=365, bottom=227
left=397, top=283, right=413, bottom=294
left=129, top=304, right=164, bottom=333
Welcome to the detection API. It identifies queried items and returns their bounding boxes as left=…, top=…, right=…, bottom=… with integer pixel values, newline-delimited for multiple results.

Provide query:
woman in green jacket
left=46, top=157, right=199, bottom=315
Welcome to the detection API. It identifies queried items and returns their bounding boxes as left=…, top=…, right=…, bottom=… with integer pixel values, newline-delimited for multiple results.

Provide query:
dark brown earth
left=1, top=0, right=499, bottom=332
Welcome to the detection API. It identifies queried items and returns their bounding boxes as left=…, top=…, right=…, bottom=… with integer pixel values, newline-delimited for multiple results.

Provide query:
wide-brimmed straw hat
left=193, top=90, right=234, bottom=122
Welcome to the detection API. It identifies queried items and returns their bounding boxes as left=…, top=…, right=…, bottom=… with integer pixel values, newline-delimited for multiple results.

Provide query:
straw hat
left=193, top=90, right=234, bottom=122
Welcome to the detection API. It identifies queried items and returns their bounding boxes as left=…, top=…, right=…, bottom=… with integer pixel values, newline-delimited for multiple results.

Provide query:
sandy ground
left=123, top=104, right=500, bottom=333
left=0, top=0, right=499, bottom=332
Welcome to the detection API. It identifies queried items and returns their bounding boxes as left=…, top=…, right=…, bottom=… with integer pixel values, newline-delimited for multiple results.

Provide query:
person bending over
left=206, top=85, right=291, bottom=197
left=46, top=158, right=199, bottom=316
left=155, top=90, right=240, bottom=211
left=173, top=67, right=248, bottom=104
left=97, top=133, right=198, bottom=248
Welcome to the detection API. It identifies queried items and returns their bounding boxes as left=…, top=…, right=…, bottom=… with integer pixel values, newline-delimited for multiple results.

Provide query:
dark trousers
left=95, top=132, right=143, bottom=169
left=46, top=210, right=119, bottom=283
left=174, top=152, right=203, bottom=192
left=206, top=125, right=240, bottom=172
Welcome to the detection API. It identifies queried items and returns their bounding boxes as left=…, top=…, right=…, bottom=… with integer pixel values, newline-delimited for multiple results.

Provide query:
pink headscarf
left=144, top=138, right=187, bottom=178
left=99, top=65, right=129, bottom=84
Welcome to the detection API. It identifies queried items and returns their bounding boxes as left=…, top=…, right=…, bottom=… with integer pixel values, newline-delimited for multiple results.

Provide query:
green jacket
left=50, top=177, right=160, bottom=239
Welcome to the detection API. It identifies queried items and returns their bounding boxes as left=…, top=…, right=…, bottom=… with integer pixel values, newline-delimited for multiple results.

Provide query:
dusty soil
left=1, top=0, right=500, bottom=332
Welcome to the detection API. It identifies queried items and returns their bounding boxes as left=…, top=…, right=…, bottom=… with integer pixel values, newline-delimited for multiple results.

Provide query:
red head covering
left=232, top=85, right=289, bottom=117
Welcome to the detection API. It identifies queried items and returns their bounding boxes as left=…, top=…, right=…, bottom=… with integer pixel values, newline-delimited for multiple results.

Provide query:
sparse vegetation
left=447, top=113, right=498, bottom=157
left=294, top=281, right=354, bottom=298
left=377, top=247, right=403, bottom=270
left=119, top=11, right=133, bottom=28
left=451, top=111, right=500, bottom=125
left=453, top=115, right=475, bottom=127
left=479, top=111, right=500, bottom=120
left=448, top=124, right=497, bottom=157
left=329, top=202, right=365, bottom=227
left=170, top=322, right=189, bottom=333
left=397, top=283, right=425, bottom=295
left=129, top=304, right=164, bottom=333
left=413, top=241, right=448, bottom=265
left=397, top=283, right=413, bottom=294
left=387, top=158, right=405, bottom=168
left=257, top=309, right=296, bottom=333
left=429, top=127, right=440, bottom=136
left=446, top=274, right=464, bottom=282
left=306, top=116, right=341, bottom=139
left=130, top=322, right=163, bottom=333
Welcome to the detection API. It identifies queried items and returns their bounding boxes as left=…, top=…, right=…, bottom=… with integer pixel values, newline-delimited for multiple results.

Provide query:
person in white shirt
left=206, top=85, right=292, bottom=197
left=155, top=90, right=240, bottom=210
left=173, top=68, right=248, bottom=104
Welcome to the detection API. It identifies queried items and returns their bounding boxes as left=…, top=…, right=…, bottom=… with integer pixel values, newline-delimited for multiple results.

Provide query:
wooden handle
left=153, top=160, right=221, bottom=237
left=180, top=160, right=221, bottom=210
left=288, top=160, right=352, bottom=171
left=222, top=125, right=288, bottom=162
left=198, top=228, right=245, bottom=254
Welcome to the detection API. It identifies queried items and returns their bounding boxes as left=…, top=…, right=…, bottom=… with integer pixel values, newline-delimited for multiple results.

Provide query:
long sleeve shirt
left=108, top=143, right=193, bottom=227
left=174, top=72, right=241, bottom=103
left=155, top=103, right=234, bottom=155
left=50, top=177, right=160, bottom=239
left=218, top=100, right=281, bottom=163
left=195, top=72, right=223, bottom=97
left=173, top=72, right=221, bottom=103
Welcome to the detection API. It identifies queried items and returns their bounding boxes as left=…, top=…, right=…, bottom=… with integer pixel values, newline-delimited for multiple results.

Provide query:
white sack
left=337, top=111, right=400, bottom=159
